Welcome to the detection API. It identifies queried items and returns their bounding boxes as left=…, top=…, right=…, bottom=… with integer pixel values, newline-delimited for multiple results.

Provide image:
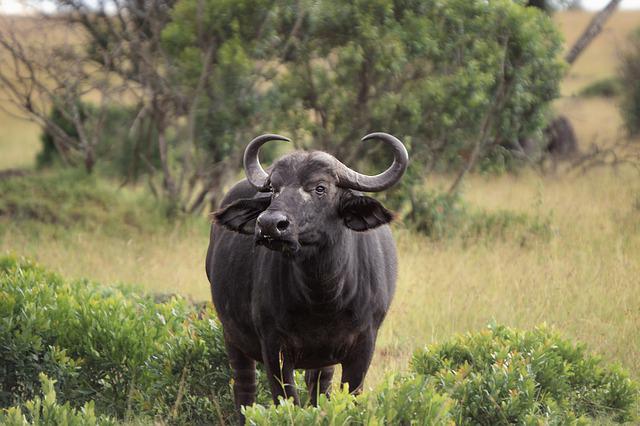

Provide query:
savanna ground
left=1, top=9, right=639, bottom=393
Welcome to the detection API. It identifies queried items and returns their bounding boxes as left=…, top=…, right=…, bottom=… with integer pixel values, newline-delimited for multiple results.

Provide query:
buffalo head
left=214, top=133, right=408, bottom=255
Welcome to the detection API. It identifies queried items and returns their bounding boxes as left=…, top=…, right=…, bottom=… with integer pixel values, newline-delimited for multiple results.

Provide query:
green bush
left=398, top=188, right=550, bottom=243
left=36, top=106, right=81, bottom=169
left=142, top=313, right=236, bottom=424
left=0, top=256, right=246, bottom=424
left=412, top=323, right=638, bottom=424
left=244, top=375, right=454, bottom=426
left=0, top=374, right=116, bottom=426
left=579, top=77, right=622, bottom=98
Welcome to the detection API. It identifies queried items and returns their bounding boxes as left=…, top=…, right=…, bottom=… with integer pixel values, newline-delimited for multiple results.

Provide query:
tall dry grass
left=2, top=166, right=638, bottom=387
left=371, top=167, right=640, bottom=385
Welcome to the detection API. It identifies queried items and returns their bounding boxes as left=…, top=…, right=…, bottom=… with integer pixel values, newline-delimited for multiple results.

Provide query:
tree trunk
left=84, top=148, right=95, bottom=173
left=564, top=0, right=622, bottom=65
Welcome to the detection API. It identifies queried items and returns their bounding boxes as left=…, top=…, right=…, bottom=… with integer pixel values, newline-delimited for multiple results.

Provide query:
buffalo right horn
left=243, top=134, right=291, bottom=190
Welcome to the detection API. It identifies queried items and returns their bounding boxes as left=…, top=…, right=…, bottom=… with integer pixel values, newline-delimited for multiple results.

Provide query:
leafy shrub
left=0, top=374, right=116, bottom=426
left=399, top=188, right=550, bottom=243
left=244, top=376, right=454, bottom=426
left=143, top=313, right=237, bottom=424
left=0, top=256, right=250, bottom=424
left=620, top=28, right=640, bottom=137
left=579, top=77, right=622, bottom=98
left=412, top=323, right=638, bottom=424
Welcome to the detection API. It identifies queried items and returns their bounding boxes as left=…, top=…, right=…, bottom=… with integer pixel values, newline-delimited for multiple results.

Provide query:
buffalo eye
left=315, top=185, right=326, bottom=195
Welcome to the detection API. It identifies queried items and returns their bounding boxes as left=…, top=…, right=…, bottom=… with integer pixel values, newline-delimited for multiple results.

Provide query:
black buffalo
left=205, top=133, right=408, bottom=421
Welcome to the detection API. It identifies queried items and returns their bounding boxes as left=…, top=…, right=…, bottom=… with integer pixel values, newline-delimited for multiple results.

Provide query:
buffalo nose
left=257, top=211, right=290, bottom=237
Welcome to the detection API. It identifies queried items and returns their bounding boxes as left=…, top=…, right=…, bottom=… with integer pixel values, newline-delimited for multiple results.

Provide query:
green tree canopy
left=268, top=0, right=564, bottom=173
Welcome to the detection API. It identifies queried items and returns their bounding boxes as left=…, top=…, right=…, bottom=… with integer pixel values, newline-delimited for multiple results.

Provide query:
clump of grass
left=579, top=77, right=622, bottom=98
left=0, top=169, right=175, bottom=236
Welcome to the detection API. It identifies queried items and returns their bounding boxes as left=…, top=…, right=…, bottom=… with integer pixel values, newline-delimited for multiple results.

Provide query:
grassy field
left=1, top=9, right=639, bottom=394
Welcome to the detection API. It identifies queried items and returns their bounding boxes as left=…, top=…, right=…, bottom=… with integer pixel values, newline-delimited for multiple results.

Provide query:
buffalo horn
left=243, top=134, right=291, bottom=189
left=335, top=132, right=408, bottom=192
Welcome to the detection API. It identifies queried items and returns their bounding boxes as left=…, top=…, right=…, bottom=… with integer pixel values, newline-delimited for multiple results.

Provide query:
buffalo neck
left=289, top=230, right=358, bottom=307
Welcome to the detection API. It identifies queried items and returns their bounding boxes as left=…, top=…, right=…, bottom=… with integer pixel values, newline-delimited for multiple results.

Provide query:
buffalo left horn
left=335, top=132, right=409, bottom=192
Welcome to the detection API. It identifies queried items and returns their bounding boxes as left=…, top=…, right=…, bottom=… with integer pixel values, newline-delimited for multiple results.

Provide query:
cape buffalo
left=205, top=133, right=408, bottom=421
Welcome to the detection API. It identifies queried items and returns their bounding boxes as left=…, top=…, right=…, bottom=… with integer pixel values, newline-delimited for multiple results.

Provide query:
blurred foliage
left=161, top=0, right=272, bottom=164
left=620, top=27, right=640, bottom=138
left=267, top=0, right=564, bottom=177
left=36, top=106, right=81, bottom=169
left=579, top=77, right=622, bottom=99
left=159, top=0, right=285, bottom=209
left=37, top=104, right=162, bottom=182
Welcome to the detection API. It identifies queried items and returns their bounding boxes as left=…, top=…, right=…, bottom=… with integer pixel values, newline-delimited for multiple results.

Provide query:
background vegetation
left=1, top=0, right=639, bottom=424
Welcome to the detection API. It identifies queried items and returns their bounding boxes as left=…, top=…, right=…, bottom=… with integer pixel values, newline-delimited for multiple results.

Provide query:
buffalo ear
left=213, top=196, right=271, bottom=235
left=339, top=192, right=394, bottom=231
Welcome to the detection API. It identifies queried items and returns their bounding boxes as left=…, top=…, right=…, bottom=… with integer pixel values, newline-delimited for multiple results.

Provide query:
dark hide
left=205, top=151, right=398, bottom=423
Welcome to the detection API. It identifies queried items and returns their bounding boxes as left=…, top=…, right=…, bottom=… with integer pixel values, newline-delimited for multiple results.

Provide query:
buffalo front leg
left=261, top=342, right=300, bottom=405
left=340, top=333, right=376, bottom=396
left=305, top=366, right=335, bottom=406
left=226, top=343, right=257, bottom=423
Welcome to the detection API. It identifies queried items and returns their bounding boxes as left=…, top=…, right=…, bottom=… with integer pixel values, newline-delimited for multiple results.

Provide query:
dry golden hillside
left=557, top=10, right=640, bottom=95
left=554, top=10, right=640, bottom=147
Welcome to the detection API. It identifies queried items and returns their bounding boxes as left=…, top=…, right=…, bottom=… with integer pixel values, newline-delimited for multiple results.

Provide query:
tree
left=1, top=0, right=279, bottom=212
left=0, top=16, right=116, bottom=173
left=267, top=0, right=564, bottom=211
left=161, top=0, right=282, bottom=211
